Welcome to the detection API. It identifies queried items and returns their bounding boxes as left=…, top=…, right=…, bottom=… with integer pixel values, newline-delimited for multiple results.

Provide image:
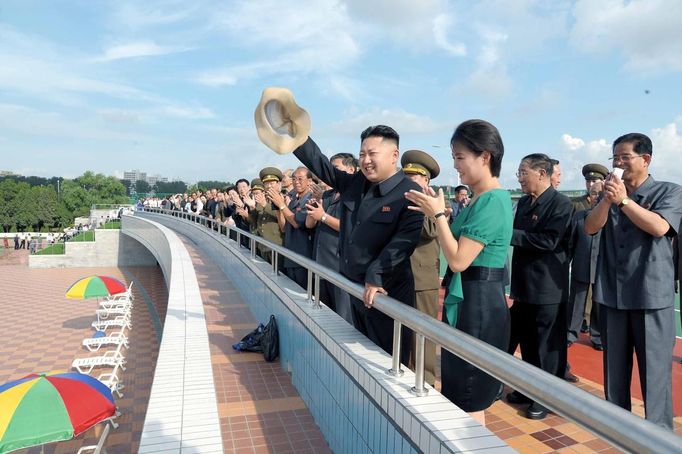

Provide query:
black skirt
left=440, top=266, right=510, bottom=412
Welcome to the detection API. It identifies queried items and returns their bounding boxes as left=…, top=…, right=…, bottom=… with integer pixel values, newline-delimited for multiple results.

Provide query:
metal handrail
left=140, top=207, right=681, bottom=453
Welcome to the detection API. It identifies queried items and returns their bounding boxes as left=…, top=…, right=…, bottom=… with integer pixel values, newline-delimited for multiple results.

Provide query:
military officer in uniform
left=401, top=150, right=441, bottom=386
left=251, top=167, right=286, bottom=264
left=248, top=178, right=265, bottom=235
left=567, top=164, right=608, bottom=349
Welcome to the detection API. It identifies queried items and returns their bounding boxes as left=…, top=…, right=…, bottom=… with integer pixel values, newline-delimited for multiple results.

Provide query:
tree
left=135, top=180, right=151, bottom=194
left=196, top=180, right=230, bottom=192
left=0, top=179, right=20, bottom=232
left=31, top=186, right=59, bottom=231
left=155, top=180, right=187, bottom=194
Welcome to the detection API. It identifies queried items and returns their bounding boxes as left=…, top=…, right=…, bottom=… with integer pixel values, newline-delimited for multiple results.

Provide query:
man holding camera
left=586, top=133, right=682, bottom=429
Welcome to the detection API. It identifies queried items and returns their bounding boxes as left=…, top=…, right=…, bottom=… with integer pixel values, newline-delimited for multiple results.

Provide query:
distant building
left=146, top=174, right=168, bottom=186
left=123, top=169, right=147, bottom=183
left=0, top=170, right=19, bottom=177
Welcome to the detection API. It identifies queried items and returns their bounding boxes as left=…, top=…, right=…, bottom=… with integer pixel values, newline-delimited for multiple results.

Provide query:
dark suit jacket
left=510, top=187, right=573, bottom=305
left=569, top=209, right=600, bottom=284
left=294, top=137, right=423, bottom=299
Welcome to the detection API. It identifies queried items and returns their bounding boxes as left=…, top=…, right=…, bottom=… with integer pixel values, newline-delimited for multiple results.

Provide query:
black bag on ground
left=232, top=323, right=264, bottom=352
left=262, top=315, right=279, bottom=362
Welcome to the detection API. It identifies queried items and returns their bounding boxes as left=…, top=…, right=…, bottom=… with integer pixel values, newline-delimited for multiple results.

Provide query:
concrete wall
left=28, top=228, right=157, bottom=268
left=137, top=211, right=513, bottom=454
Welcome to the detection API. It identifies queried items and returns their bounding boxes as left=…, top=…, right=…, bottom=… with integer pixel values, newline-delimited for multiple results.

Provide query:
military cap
left=250, top=178, right=265, bottom=191
left=582, top=163, right=609, bottom=181
left=259, top=167, right=283, bottom=183
left=401, top=149, right=440, bottom=179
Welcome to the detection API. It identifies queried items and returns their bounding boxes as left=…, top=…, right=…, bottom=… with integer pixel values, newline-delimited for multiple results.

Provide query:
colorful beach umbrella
left=65, top=275, right=127, bottom=299
left=0, top=371, right=116, bottom=453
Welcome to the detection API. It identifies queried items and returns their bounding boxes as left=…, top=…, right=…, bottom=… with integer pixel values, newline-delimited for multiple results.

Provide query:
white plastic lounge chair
left=92, top=316, right=131, bottom=331
left=76, top=418, right=116, bottom=454
left=97, top=363, right=125, bottom=398
left=99, top=298, right=132, bottom=310
left=104, top=281, right=134, bottom=302
left=95, top=307, right=131, bottom=321
left=72, top=343, right=126, bottom=374
left=82, top=330, right=128, bottom=352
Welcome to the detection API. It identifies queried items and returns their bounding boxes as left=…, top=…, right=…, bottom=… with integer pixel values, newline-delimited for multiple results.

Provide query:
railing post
left=410, top=334, right=428, bottom=396
left=314, top=274, right=321, bottom=308
left=251, top=238, right=257, bottom=259
left=307, top=269, right=313, bottom=303
left=272, top=251, right=278, bottom=275
left=387, top=320, right=404, bottom=376
left=236, top=232, right=241, bottom=248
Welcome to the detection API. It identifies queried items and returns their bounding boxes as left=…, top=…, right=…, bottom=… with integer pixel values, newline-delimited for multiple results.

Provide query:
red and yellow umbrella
left=0, top=371, right=116, bottom=453
left=65, top=276, right=127, bottom=299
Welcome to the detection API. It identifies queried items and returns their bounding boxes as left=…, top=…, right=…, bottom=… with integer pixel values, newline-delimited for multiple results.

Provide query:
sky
left=0, top=0, right=681, bottom=190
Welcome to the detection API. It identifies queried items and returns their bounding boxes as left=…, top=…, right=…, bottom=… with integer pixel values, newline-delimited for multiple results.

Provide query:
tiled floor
left=0, top=249, right=166, bottom=454
left=180, top=237, right=333, bottom=454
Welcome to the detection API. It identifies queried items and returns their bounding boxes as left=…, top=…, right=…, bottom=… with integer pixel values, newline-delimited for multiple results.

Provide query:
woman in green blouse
left=405, top=119, right=513, bottom=425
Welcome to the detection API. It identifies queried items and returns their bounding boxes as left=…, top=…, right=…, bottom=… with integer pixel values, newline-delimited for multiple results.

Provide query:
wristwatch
left=618, top=198, right=631, bottom=209
left=434, top=212, right=446, bottom=219
left=321, top=214, right=328, bottom=223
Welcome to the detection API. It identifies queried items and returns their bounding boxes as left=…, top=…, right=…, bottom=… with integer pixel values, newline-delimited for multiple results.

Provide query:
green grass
left=69, top=230, right=95, bottom=242
left=100, top=219, right=121, bottom=229
left=34, top=243, right=65, bottom=255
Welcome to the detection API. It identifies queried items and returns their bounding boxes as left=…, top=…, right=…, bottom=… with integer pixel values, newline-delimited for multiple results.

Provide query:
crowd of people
left=148, top=104, right=681, bottom=429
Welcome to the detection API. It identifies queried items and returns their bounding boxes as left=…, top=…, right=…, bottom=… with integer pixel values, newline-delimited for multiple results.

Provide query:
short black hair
left=454, top=185, right=468, bottom=193
left=360, top=125, right=399, bottom=147
left=235, top=178, right=249, bottom=187
left=550, top=159, right=560, bottom=166
left=613, top=132, right=653, bottom=156
left=330, top=153, right=358, bottom=169
left=450, top=119, right=504, bottom=177
left=521, top=153, right=554, bottom=176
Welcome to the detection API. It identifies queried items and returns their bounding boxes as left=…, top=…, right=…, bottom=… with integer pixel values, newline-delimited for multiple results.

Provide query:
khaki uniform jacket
left=410, top=218, right=440, bottom=291
left=250, top=202, right=284, bottom=246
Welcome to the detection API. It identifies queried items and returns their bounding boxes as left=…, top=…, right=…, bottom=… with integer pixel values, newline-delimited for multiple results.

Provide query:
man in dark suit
left=507, top=153, right=573, bottom=420
left=293, top=125, right=424, bottom=364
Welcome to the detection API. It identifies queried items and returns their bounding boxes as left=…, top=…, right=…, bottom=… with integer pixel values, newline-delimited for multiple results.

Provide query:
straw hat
left=254, top=87, right=311, bottom=155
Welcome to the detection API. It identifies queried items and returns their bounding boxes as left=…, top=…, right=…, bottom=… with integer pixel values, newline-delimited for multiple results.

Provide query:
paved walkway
left=179, top=237, right=332, bottom=454
left=0, top=249, right=166, bottom=454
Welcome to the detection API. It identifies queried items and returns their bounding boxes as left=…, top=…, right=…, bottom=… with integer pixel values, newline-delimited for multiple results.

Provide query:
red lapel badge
left=382, top=206, right=391, bottom=212
left=531, top=214, right=538, bottom=221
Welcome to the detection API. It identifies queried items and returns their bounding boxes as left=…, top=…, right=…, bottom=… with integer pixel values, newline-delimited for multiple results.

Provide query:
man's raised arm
left=293, top=137, right=355, bottom=193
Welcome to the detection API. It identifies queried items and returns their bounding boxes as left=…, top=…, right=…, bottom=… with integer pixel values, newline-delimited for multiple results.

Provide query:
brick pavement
left=0, top=250, right=166, bottom=454
left=180, top=237, right=332, bottom=454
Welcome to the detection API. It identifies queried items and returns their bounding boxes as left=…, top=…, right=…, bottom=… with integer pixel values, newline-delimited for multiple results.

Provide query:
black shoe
left=591, top=341, right=604, bottom=351
left=506, top=391, right=532, bottom=404
left=563, top=370, right=579, bottom=383
left=495, top=384, right=504, bottom=401
left=526, top=402, right=548, bottom=420
left=580, top=320, right=589, bottom=333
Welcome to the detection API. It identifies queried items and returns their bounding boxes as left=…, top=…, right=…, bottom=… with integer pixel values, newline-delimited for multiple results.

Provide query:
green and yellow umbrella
left=65, top=275, right=127, bottom=300
left=0, top=371, right=116, bottom=453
